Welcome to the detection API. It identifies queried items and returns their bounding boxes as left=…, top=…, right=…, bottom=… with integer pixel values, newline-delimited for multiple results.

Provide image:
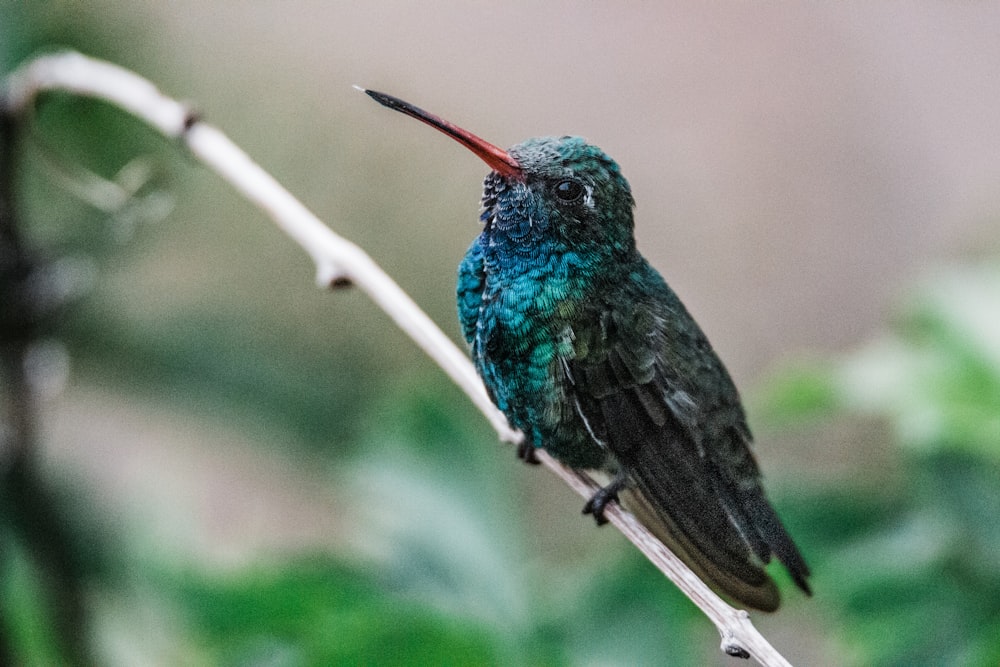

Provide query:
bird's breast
left=478, top=253, right=589, bottom=350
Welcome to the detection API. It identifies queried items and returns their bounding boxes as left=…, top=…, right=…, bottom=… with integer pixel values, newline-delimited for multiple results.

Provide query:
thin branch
left=2, top=51, right=793, bottom=666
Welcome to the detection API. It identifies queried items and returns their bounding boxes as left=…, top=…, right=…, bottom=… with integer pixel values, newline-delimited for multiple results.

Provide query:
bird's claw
left=516, top=441, right=541, bottom=465
left=582, top=475, right=627, bottom=525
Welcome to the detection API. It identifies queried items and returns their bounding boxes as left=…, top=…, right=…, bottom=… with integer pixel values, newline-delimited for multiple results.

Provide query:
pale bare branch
left=2, top=51, right=794, bottom=666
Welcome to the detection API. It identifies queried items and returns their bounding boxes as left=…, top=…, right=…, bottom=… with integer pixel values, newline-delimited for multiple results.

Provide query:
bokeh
left=3, top=3, right=1000, bottom=665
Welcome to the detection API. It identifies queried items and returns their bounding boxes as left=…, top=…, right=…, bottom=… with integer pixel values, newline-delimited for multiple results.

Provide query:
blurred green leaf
left=171, top=557, right=501, bottom=666
left=761, top=262, right=1000, bottom=665
left=837, top=265, right=1000, bottom=461
left=0, top=536, right=63, bottom=667
left=754, top=360, right=839, bottom=425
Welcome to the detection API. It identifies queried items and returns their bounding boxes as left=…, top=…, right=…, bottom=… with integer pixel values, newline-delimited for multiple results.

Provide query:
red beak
left=361, top=88, right=523, bottom=180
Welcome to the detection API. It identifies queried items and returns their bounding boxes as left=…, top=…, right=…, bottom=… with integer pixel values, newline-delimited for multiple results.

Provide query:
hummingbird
left=362, top=89, right=811, bottom=611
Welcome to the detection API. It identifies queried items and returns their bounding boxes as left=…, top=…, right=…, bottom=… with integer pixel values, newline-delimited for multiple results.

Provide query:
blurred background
left=2, top=2, right=1000, bottom=665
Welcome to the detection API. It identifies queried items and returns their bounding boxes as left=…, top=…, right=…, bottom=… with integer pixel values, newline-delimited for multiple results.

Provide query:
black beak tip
left=355, top=86, right=402, bottom=111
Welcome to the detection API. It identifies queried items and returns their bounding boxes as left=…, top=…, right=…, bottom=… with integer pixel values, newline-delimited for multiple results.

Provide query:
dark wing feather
left=567, top=296, right=809, bottom=611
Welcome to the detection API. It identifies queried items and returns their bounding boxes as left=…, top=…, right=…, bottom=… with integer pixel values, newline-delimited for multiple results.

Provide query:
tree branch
left=2, top=51, right=793, bottom=666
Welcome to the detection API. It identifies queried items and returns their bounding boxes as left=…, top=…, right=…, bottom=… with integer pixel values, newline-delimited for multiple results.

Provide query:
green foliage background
left=3, top=4, right=1000, bottom=666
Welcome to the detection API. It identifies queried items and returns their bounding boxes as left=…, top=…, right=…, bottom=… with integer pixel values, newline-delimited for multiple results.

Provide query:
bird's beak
left=360, top=88, right=523, bottom=180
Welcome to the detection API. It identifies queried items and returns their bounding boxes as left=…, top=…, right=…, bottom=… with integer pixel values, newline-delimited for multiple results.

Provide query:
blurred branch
left=1, top=51, right=793, bottom=666
left=0, top=90, right=92, bottom=667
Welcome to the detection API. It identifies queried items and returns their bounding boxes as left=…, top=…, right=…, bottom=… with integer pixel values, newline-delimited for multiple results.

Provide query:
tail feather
left=620, top=485, right=782, bottom=612
left=739, top=488, right=812, bottom=595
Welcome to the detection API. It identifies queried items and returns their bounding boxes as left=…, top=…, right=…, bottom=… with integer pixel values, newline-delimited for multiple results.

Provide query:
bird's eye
left=553, top=179, right=585, bottom=203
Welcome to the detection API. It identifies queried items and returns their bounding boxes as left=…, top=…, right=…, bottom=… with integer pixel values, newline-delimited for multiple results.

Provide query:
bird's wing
left=565, top=299, right=809, bottom=611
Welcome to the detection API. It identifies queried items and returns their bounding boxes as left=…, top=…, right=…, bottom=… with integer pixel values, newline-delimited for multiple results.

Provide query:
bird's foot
left=582, top=474, right=627, bottom=525
left=516, top=441, right=541, bottom=465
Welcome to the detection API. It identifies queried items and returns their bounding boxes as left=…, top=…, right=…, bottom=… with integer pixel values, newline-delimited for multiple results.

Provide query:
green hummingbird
left=363, top=89, right=811, bottom=611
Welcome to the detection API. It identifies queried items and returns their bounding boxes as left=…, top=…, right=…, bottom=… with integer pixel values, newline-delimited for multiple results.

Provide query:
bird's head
left=363, top=90, right=636, bottom=258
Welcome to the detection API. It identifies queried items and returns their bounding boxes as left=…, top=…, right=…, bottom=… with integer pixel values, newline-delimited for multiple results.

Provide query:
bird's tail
left=620, top=485, right=785, bottom=611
